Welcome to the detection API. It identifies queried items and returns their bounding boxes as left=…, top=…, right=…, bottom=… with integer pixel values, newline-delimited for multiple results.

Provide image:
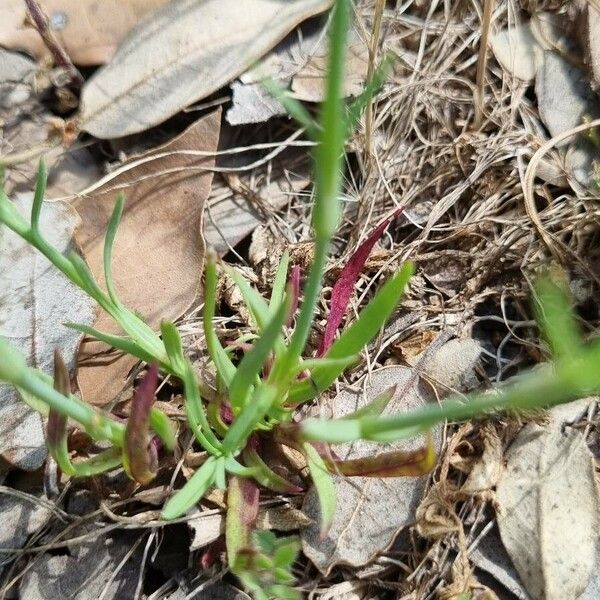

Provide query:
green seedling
left=1, top=1, right=599, bottom=598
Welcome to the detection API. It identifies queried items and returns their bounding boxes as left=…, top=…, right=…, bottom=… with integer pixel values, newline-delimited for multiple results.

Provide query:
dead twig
left=24, top=0, right=84, bottom=88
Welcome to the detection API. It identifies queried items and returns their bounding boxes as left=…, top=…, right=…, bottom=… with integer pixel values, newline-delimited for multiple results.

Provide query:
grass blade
left=242, top=445, right=303, bottom=494
left=222, top=384, right=278, bottom=454
left=262, top=78, right=319, bottom=138
left=161, top=455, right=218, bottom=519
left=535, top=275, right=581, bottom=360
left=229, top=300, right=288, bottom=411
left=268, top=250, right=290, bottom=316
left=65, top=323, right=156, bottom=365
left=204, top=254, right=236, bottom=386
left=103, top=195, right=125, bottom=307
left=288, top=263, right=413, bottom=404
left=303, top=442, right=336, bottom=538
left=30, top=159, right=47, bottom=234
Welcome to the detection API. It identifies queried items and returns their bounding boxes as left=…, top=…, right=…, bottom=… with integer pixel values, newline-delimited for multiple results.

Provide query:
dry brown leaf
left=0, top=0, right=170, bottom=66
left=496, top=423, right=599, bottom=600
left=79, top=0, right=333, bottom=138
left=301, top=366, right=443, bottom=574
left=0, top=194, right=96, bottom=469
left=72, top=110, right=220, bottom=405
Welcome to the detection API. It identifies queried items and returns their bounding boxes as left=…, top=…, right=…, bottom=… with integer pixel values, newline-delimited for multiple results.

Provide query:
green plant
left=1, top=1, right=600, bottom=597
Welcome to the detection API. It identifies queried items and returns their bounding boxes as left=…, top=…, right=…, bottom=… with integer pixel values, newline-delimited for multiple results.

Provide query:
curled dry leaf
left=0, top=0, right=170, bottom=65
left=80, top=0, right=333, bottom=138
left=72, top=111, right=220, bottom=405
left=0, top=195, right=96, bottom=469
left=301, top=366, right=443, bottom=574
left=496, top=423, right=599, bottom=600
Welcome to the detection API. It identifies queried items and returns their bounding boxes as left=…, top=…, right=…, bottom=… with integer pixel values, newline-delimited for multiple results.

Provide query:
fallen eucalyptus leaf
left=80, top=0, right=332, bottom=138
left=226, top=82, right=286, bottom=126
left=0, top=0, right=170, bottom=65
left=0, top=195, right=96, bottom=469
left=496, top=423, right=599, bottom=600
left=470, top=525, right=531, bottom=600
left=301, top=366, right=442, bottom=574
left=72, top=111, right=220, bottom=405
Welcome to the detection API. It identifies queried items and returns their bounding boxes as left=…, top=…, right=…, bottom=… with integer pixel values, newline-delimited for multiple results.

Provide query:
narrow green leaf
left=229, top=300, right=288, bottom=411
left=262, top=78, right=319, bottom=138
left=30, top=159, right=47, bottom=233
left=289, top=263, right=413, bottom=404
left=242, top=445, right=303, bottom=494
left=222, top=384, right=278, bottom=454
left=214, top=455, right=227, bottom=489
left=181, top=361, right=222, bottom=454
left=340, top=384, right=396, bottom=420
left=224, top=456, right=260, bottom=478
left=224, top=265, right=271, bottom=331
left=312, top=0, right=350, bottom=241
left=535, top=275, right=581, bottom=360
left=160, top=320, right=186, bottom=373
left=161, top=455, right=218, bottom=519
left=345, top=54, right=393, bottom=133
left=103, top=194, right=126, bottom=307
left=149, top=408, right=177, bottom=450
left=303, top=442, right=336, bottom=537
left=72, top=446, right=122, bottom=477
left=291, top=355, right=357, bottom=377
left=65, top=322, right=156, bottom=365
left=268, top=250, right=290, bottom=316
left=203, top=254, right=236, bottom=386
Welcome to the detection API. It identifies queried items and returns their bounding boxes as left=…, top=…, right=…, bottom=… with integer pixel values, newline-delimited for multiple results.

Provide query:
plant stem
left=269, top=236, right=329, bottom=384
left=301, top=354, right=600, bottom=443
left=19, top=374, right=124, bottom=445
